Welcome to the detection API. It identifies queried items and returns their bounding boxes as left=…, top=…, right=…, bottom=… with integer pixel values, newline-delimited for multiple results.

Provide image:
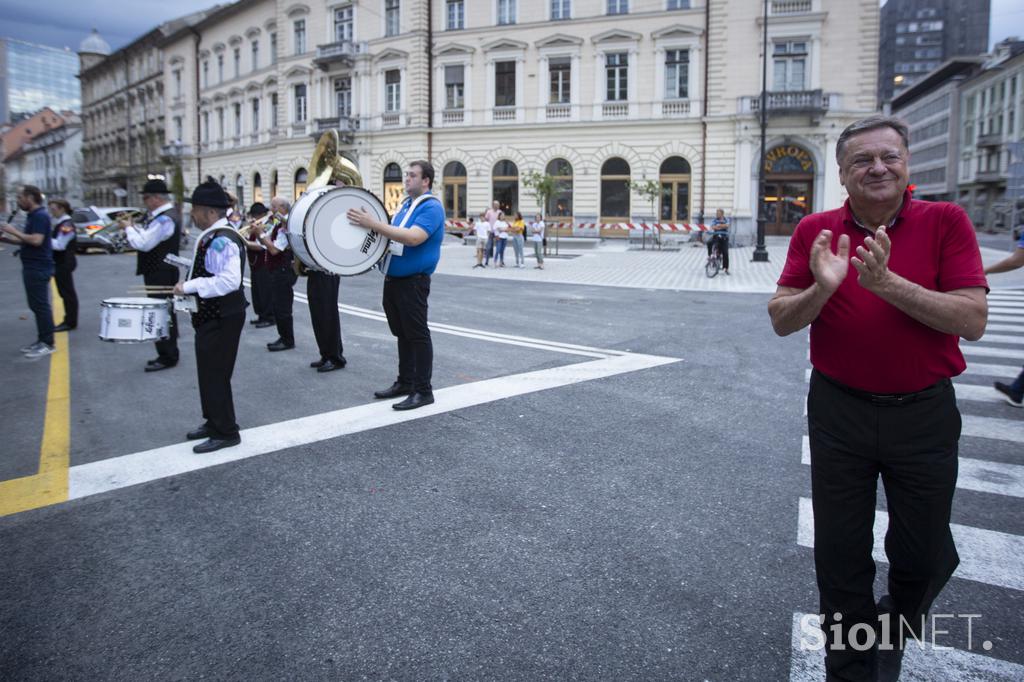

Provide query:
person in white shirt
left=124, top=178, right=182, bottom=372
left=473, top=214, right=489, bottom=268
left=48, top=198, right=79, bottom=330
left=493, top=214, right=509, bottom=267
left=529, top=214, right=545, bottom=270
left=172, top=180, right=249, bottom=454
left=254, top=196, right=296, bottom=351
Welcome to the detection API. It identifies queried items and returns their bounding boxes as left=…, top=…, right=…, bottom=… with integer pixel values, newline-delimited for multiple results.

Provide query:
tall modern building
left=878, top=0, right=990, bottom=105
left=0, top=38, right=80, bottom=123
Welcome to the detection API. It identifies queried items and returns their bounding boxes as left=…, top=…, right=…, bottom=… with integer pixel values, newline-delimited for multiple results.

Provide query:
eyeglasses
left=404, top=171, right=421, bottom=178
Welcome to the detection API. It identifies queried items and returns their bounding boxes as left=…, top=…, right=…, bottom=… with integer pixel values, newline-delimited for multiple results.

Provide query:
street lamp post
left=752, top=0, right=770, bottom=263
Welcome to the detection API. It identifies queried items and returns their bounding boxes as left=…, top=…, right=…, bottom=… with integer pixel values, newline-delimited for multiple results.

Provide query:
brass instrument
left=308, top=129, right=363, bottom=189
left=112, top=209, right=146, bottom=228
left=237, top=214, right=270, bottom=237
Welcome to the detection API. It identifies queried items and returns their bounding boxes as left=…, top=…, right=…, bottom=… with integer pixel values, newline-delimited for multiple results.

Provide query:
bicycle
left=705, top=239, right=724, bottom=278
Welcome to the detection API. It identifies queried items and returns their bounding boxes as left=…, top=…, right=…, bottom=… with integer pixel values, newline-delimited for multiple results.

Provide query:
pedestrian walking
left=1, top=185, right=55, bottom=358
left=768, top=116, right=988, bottom=682
left=984, top=227, right=1024, bottom=406
left=530, top=214, right=545, bottom=269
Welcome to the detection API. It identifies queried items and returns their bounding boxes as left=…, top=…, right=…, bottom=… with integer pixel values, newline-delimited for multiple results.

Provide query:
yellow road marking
left=0, top=280, right=70, bottom=516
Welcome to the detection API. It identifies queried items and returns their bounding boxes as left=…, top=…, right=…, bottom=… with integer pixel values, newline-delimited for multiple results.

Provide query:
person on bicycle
left=707, top=208, right=730, bottom=274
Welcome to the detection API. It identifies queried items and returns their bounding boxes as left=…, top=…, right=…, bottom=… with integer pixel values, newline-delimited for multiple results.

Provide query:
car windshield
left=72, top=208, right=100, bottom=223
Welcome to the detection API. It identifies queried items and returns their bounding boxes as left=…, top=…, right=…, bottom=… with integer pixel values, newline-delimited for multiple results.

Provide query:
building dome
left=79, top=29, right=111, bottom=56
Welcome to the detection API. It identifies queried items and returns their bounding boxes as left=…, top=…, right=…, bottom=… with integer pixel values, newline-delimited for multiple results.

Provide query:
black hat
left=188, top=178, right=231, bottom=208
left=141, top=178, right=169, bottom=194
left=248, top=202, right=268, bottom=217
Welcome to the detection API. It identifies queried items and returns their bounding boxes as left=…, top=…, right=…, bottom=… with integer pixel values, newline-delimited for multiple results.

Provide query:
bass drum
left=287, top=186, right=390, bottom=276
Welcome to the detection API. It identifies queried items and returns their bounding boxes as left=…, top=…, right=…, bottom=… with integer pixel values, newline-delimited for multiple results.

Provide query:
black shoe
left=374, top=382, right=414, bottom=399
left=254, top=319, right=275, bottom=328
left=310, top=357, right=327, bottom=368
left=994, top=381, right=1024, bottom=407
left=144, top=359, right=177, bottom=372
left=186, top=425, right=211, bottom=440
left=267, top=340, right=295, bottom=352
left=249, top=318, right=260, bottom=325
left=146, top=358, right=163, bottom=366
left=392, top=392, right=434, bottom=411
left=192, top=435, right=241, bottom=454
left=317, top=358, right=346, bottom=373
left=54, top=322, right=76, bottom=332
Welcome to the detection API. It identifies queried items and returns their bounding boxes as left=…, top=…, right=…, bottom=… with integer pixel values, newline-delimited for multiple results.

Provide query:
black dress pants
left=54, top=254, right=78, bottom=327
left=382, top=274, right=432, bottom=393
left=807, top=370, right=960, bottom=682
left=145, top=267, right=179, bottom=364
left=707, top=234, right=730, bottom=270
left=250, top=266, right=274, bottom=322
left=194, top=311, right=245, bottom=439
left=307, top=270, right=344, bottom=361
left=270, top=266, right=297, bottom=344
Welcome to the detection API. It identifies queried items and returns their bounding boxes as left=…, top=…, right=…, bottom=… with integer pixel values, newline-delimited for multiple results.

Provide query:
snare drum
left=99, top=297, right=171, bottom=343
left=287, top=186, right=390, bottom=276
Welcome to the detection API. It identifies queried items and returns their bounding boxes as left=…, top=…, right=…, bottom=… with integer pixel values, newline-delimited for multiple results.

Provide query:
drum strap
left=379, top=193, right=442, bottom=275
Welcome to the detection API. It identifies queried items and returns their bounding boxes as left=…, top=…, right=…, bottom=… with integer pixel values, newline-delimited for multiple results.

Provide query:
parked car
left=72, top=206, right=139, bottom=253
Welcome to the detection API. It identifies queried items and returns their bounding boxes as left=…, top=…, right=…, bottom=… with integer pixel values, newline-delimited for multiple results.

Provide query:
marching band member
left=259, top=196, right=296, bottom=352
left=172, top=179, right=248, bottom=454
left=124, top=178, right=181, bottom=372
left=347, top=160, right=445, bottom=410
left=48, top=198, right=79, bottom=331
left=243, top=202, right=275, bottom=328
left=306, top=268, right=346, bottom=372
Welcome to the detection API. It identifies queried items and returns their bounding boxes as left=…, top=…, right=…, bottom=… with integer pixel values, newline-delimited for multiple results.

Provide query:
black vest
left=136, top=207, right=181, bottom=276
left=51, top=216, right=76, bottom=266
left=191, top=227, right=248, bottom=325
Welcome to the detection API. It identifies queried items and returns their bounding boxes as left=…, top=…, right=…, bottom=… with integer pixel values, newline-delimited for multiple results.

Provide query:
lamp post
left=752, top=0, right=770, bottom=262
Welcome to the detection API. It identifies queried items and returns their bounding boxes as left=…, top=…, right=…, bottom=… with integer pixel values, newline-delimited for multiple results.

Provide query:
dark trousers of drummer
left=250, top=266, right=274, bottom=323
left=808, top=370, right=960, bottom=681
left=146, top=267, right=179, bottom=365
left=53, top=252, right=79, bottom=327
left=270, top=266, right=297, bottom=346
left=382, top=274, right=432, bottom=393
left=307, top=270, right=344, bottom=362
left=195, top=311, right=245, bottom=438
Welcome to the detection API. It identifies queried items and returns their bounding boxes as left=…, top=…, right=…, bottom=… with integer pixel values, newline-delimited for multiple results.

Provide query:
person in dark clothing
left=48, top=199, right=78, bottom=331
left=257, top=196, right=296, bottom=351
left=173, top=179, right=248, bottom=454
left=124, top=178, right=181, bottom=372
left=306, top=269, right=346, bottom=372
left=1, top=185, right=55, bottom=358
left=242, top=202, right=274, bottom=328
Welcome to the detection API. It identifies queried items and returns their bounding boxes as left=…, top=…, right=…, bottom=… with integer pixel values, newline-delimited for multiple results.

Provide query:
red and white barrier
left=444, top=221, right=711, bottom=232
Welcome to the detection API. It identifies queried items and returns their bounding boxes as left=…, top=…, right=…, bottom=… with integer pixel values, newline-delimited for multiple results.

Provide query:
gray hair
left=836, top=116, right=910, bottom=163
left=271, top=196, right=291, bottom=212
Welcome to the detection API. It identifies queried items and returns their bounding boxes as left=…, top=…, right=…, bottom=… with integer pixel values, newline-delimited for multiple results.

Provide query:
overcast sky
left=2, top=0, right=1023, bottom=53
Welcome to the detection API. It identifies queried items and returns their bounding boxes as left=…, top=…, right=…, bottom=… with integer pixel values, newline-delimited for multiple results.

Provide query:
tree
left=630, top=179, right=661, bottom=249
left=522, top=170, right=559, bottom=254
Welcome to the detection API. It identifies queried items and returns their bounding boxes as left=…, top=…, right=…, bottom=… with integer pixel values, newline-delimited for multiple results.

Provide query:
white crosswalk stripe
left=985, top=323, right=1024, bottom=333
left=962, top=345, right=1024, bottom=361
left=953, top=382, right=1016, bottom=404
left=960, top=361, right=1023, bottom=378
left=975, top=333, right=1024, bottom=346
left=961, top=414, right=1024, bottom=443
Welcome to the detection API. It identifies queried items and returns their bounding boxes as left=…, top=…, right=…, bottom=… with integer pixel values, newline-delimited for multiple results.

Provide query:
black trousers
left=808, top=370, right=960, bottom=682
left=145, top=268, right=179, bottom=364
left=382, top=274, right=432, bottom=393
left=307, top=270, right=344, bottom=361
left=53, top=255, right=78, bottom=326
left=707, top=234, right=730, bottom=270
left=250, top=266, right=274, bottom=322
left=22, top=266, right=54, bottom=346
left=194, top=311, right=245, bottom=439
left=270, top=266, right=297, bottom=344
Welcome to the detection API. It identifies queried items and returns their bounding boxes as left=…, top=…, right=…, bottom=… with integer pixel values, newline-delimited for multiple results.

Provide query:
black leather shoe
left=146, top=358, right=162, bottom=366
left=317, top=358, right=346, bottom=373
left=192, top=435, right=241, bottom=454
left=374, top=382, right=414, bottom=399
left=186, top=425, right=211, bottom=440
left=54, top=323, right=76, bottom=332
left=392, top=392, right=434, bottom=410
left=144, top=359, right=177, bottom=372
left=254, top=319, right=275, bottom=328
left=267, top=340, right=295, bottom=352
left=310, top=357, right=327, bottom=368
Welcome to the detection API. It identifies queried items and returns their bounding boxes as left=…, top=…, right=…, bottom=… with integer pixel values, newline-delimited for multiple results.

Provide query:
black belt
left=814, top=370, right=950, bottom=406
left=385, top=273, right=429, bottom=282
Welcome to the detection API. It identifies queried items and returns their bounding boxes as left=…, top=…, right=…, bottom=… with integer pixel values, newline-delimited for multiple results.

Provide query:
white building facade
left=5, top=119, right=84, bottom=207
left=160, top=0, right=879, bottom=241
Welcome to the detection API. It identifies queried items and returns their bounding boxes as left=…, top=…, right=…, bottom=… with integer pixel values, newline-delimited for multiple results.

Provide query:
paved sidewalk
left=437, top=237, right=1024, bottom=293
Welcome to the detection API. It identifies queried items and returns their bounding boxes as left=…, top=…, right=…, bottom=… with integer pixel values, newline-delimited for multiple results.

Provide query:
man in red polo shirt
left=769, top=116, right=988, bottom=682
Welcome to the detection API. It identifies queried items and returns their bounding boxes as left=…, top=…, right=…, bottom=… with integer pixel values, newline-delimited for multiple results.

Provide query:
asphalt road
left=0, top=246, right=1021, bottom=680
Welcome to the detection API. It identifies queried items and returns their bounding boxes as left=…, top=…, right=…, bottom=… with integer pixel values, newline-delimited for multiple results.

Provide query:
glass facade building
left=0, top=38, right=81, bottom=123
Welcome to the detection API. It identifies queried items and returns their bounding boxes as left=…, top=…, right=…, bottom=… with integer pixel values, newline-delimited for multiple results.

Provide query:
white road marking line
left=988, top=308, right=1024, bottom=316
left=789, top=612, right=1024, bottom=682
left=985, top=323, right=1024, bottom=333
left=69, top=352, right=680, bottom=501
left=953, top=382, right=1013, bottom=404
left=962, top=414, right=1024, bottom=444
left=975, top=334, right=1024, bottom=346
left=797, top=498, right=1024, bottom=591
left=962, top=362, right=1022, bottom=378
left=986, top=301, right=1024, bottom=308
left=962, top=346, right=1024, bottom=361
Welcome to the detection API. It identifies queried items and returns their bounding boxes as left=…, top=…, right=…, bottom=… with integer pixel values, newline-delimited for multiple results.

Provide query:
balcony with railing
left=313, top=41, right=360, bottom=70
left=976, top=169, right=1005, bottom=184
left=770, top=0, right=812, bottom=14
left=602, top=102, right=628, bottom=118
left=660, top=100, right=695, bottom=117
left=382, top=112, right=401, bottom=127
left=441, top=109, right=465, bottom=125
left=546, top=103, right=571, bottom=120
left=739, top=90, right=835, bottom=117
left=977, top=133, right=1003, bottom=148
left=492, top=106, right=516, bottom=122
left=311, top=115, right=359, bottom=142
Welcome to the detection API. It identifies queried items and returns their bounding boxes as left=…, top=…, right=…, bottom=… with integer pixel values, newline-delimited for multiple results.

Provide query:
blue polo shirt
left=20, top=207, right=54, bottom=272
left=386, top=193, right=445, bottom=277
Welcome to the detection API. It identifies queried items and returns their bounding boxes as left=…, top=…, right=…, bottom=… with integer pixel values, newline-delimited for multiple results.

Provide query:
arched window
left=235, top=174, right=245, bottom=208
left=600, top=157, right=630, bottom=222
left=383, top=162, right=403, bottom=214
left=443, top=161, right=467, bottom=220
left=253, top=172, right=263, bottom=204
left=545, top=158, right=573, bottom=220
left=492, top=160, right=518, bottom=215
left=294, top=167, right=308, bottom=199
left=659, top=156, right=691, bottom=222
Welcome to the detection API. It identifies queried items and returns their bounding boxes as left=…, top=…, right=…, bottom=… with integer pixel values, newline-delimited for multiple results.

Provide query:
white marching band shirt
left=125, top=202, right=176, bottom=252
left=51, top=216, right=75, bottom=251
left=182, top=218, right=242, bottom=299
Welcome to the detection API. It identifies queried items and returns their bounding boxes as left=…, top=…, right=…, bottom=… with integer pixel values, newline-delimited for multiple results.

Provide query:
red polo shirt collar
left=840, top=189, right=913, bottom=233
